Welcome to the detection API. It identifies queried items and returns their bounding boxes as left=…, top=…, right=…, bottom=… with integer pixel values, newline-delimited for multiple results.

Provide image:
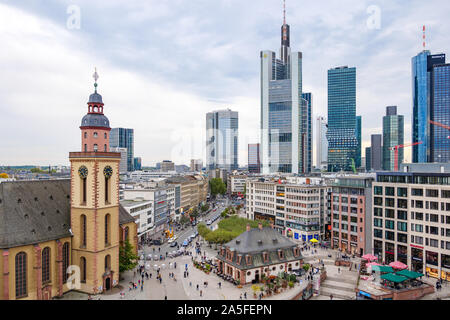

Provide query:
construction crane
left=390, top=142, right=423, bottom=171
left=429, top=120, right=450, bottom=139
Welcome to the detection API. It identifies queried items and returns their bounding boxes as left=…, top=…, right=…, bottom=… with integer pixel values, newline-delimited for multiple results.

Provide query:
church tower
left=69, top=70, right=121, bottom=294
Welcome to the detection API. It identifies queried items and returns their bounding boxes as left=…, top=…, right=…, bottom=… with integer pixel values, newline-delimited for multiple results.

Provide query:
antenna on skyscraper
left=283, top=0, right=286, bottom=25
left=423, top=25, right=426, bottom=49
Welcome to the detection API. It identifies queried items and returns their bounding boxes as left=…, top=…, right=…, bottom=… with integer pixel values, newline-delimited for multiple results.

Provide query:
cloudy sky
left=0, top=0, right=449, bottom=167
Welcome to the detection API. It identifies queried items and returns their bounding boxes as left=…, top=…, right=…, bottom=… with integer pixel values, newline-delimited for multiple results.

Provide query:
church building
left=0, top=71, right=138, bottom=300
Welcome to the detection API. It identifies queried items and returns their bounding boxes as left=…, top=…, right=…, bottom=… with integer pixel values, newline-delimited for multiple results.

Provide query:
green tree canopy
left=179, top=215, right=190, bottom=226
left=210, top=178, right=226, bottom=197
left=119, top=240, right=138, bottom=273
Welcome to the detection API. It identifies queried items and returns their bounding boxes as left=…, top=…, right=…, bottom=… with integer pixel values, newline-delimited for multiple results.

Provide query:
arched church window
left=105, top=214, right=111, bottom=246
left=42, top=247, right=51, bottom=284
left=80, top=257, right=86, bottom=283
left=15, top=252, right=27, bottom=298
left=93, top=144, right=98, bottom=152
left=80, top=214, right=87, bottom=247
left=62, top=242, right=70, bottom=283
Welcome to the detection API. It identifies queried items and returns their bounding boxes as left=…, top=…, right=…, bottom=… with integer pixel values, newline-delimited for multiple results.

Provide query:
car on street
left=182, top=240, right=189, bottom=247
left=292, top=269, right=305, bottom=277
left=146, top=254, right=152, bottom=261
left=207, top=220, right=212, bottom=225
left=153, top=239, right=162, bottom=246
left=168, top=236, right=178, bottom=243
left=170, top=241, right=178, bottom=247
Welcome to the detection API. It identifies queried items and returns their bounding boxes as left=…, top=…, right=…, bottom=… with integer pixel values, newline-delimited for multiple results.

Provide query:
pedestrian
left=338, top=267, right=340, bottom=274
left=141, top=285, right=143, bottom=292
left=330, top=294, right=333, bottom=300
left=138, top=279, right=141, bottom=285
left=190, top=282, right=192, bottom=287
left=218, top=282, right=221, bottom=289
left=200, top=290, right=203, bottom=297
left=244, top=292, right=247, bottom=299
left=197, top=284, right=199, bottom=291
left=240, top=294, right=242, bottom=300
left=165, top=295, right=167, bottom=300
left=159, top=277, right=162, bottom=284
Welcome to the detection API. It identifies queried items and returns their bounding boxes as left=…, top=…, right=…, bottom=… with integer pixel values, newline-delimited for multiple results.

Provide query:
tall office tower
left=356, top=116, right=362, bottom=168
left=327, top=66, right=358, bottom=172
left=110, top=128, right=134, bottom=171
left=206, top=109, right=239, bottom=172
left=412, top=50, right=446, bottom=163
left=134, top=157, right=142, bottom=171
left=302, top=93, right=313, bottom=173
left=430, top=63, right=450, bottom=163
left=383, top=106, right=404, bottom=171
left=316, top=116, right=328, bottom=169
left=110, top=147, right=128, bottom=174
left=365, top=147, right=371, bottom=171
left=248, top=143, right=261, bottom=173
left=260, top=4, right=307, bottom=174
left=190, top=159, right=203, bottom=172
left=161, top=160, right=175, bottom=172
left=371, top=134, right=383, bottom=171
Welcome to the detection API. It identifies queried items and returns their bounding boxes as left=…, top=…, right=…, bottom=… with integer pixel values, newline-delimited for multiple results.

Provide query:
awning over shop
left=380, top=273, right=409, bottom=283
left=395, top=269, right=424, bottom=279
left=372, top=265, right=394, bottom=273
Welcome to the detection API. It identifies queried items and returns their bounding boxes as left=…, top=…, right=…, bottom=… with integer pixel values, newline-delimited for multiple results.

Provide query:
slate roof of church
left=0, top=179, right=135, bottom=249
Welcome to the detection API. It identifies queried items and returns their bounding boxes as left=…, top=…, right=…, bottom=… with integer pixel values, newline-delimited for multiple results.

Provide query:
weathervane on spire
left=93, top=67, right=99, bottom=92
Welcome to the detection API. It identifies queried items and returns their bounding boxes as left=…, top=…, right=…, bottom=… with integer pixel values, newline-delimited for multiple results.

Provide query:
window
left=385, top=198, right=395, bottom=207
left=374, top=207, right=382, bottom=217
left=42, top=247, right=50, bottom=284
left=397, top=210, right=407, bottom=220
left=84, top=132, right=87, bottom=139
left=398, top=199, right=408, bottom=209
left=385, top=187, right=395, bottom=196
left=430, top=214, right=439, bottom=223
left=415, top=212, right=423, bottom=221
left=80, top=214, right=87, bottom=247
left=82, top=177, right=87, bottom=204
left=397, top=222, right=407, bottom=232
left=124, top=226, right=129, bottom=242
left=93, top=132, right=98, bottom=138
left=93, top=144, right=98, bottom=152
left=430, top=202, right=439, bottom=211
left=385, top=231, right=395, bottom=241
left=385, top=220, right=395, bottom=230
left=104, top=144, right=107, bottom=152
left=15, top=252, right=27, bottom=298
left=426, top=189, right=439, bottom=197
left=397, top=233, right=407, bottom=243
left=374, top=186, right=383, bottom=195
left=397, top=188, right=407, bottom=197
left=104, top=133, right=107, bottom=139
left=105, top=255, right=111, bottom=271
left=105, top=177, right=110, bottom=204
left=84, top=144, right=87, bottom=152
left=374, top=218, right=383, bottom=228
left=105, top=214, right=111, bottom=246
left=374, top=197, right=383, bottom=206
left=80, top=257, right=86, bottom=283
left=385, top=209, right=395, bottom=218
left=62, top=242, right=70, bottom=283
left=430, top=226, right=439, bottom=235
left=411, top=188, right=423, bottom=196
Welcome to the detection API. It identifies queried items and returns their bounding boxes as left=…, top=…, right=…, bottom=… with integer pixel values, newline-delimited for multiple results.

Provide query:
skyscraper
left=248, top=143, right=261, bottom=173
left=327, top=66, right=358, bottom=172
left=110, top=128, right=134, bottom=171
left=412, top=51, right=446, bottom=163
left=365, top=147, right=371, bottom=172
left=206, top=109, right=239, bottom=172
left=260, top=4, right=308, bottom=174
left=134, top=157, right=142, bottom=171
left=356, top=116, right=362, bottom=168
left=383, top=106, right=404, bottom=171
left=430, top=63, right=450, bottom=163
left=302, top=93, right=313, bottom=173
left=316, top=116, right=328, bottom=169
left=371, top=134, right=383, bottom=171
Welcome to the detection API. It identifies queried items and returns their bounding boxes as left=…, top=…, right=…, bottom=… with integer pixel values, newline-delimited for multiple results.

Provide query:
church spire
left=93, top=67, right=99, bottom=93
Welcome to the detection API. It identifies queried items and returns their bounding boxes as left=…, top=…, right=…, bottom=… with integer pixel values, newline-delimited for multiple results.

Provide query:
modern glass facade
left=431, top=64, right=450, bottom=163
left=110, top=128, right=134, bottom=172
left=365, top=147, right=371, bottom=172
left=412, top=51, right=446, bottom=163
left=327, top=66, right=358, bottom=172
left=316, top=116, right=328, bottom=169
left=248, top=143, right=261, bottom=173
left=206, top=109, right=239, bottom=172
left=356, top=116, right=362, bottom=168
left=134, top=157, right=142, bottom=171
left=260, top=18, right=309, bottom=175
left=383, top=106, right=404, bottom=171
left=371, top=134, right=383, bottom=171
left=302, top=93, right=313, bottom=173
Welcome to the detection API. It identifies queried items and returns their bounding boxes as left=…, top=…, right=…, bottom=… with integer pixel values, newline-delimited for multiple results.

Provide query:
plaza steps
left=317, top=287, right=355, bottom=300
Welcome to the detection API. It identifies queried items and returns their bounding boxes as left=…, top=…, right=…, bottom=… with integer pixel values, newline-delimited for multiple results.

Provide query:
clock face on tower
left=103, top=166, right=113, bottom=179
left=78, top=166, right=88, bottom=179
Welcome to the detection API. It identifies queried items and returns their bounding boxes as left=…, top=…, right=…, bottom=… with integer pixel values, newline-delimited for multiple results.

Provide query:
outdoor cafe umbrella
left=389, top=261, right=408, bottom=270
left=310, top=238, right=319, bottom=243
left=362, top=254, right=377, bottom=261
left=366, top=262, right=382, bottom=267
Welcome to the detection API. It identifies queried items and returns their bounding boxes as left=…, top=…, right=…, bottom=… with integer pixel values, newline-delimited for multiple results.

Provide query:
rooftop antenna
left=422, top=25, right=426, bottom=49
left=93, top=67, right=99, bottom=93
left=283, top=0, right=286, bottom=25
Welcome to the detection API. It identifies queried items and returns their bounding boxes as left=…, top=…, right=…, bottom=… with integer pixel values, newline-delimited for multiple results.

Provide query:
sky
left=0, top=0, right=449, bottom=167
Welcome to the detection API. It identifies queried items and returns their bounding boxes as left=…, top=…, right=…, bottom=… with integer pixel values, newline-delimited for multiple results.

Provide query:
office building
left=383, top=106, right=404, bottom=171
left=365, top=147, right=372, bottom=172
left=227, top=173, right=247, bottom=196
left=356, top=116, right=362, bottom=168
left=330, top=175, right=374, bottom=256
left=430, top=63, right=450, bottom=163
left=110, top=147, right=128, bottom=174
left=412, top=51, right=446, bottom=163
left=316, top=117, right=328, bottom=170
left=134, top=157, right=142, bottom=171
left=371, top=134, right=383, bottom=171
left=190, top=159, right=203, bottom=172
left=372, top=163, right=450, bottom=280
left=110, top=128, right=134, bottom=171
left=327, top=66, right=358, bottom=172
left=260, top=9, right=309, bottom=175
left=206, top=109, right=239, bottom=172
left=302, top=93, right=313, bottom=173
left=248, top=143, right=261, bottom=174
left=246, top=177, right=327, bottom=241
left=160, top=160, right=175, bottom=172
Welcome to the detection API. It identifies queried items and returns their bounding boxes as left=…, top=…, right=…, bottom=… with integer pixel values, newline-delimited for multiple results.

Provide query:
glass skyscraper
left=260, top=15, right=309, bottom=174
left=412, top=51, right=446, bottom=162
left=431, top=63, right=450, bottom=163
left=356, top=116, right=362, bottom=168
left=206, top=109, right=239, bottom=172
left=248, top=143, right=261, bottom=173
left=382, top=106, right=404, bottom=171
left=109, top=128, right=134, bottom=172
left=365, top=147, right=371, bottom=172
left=327, top=66, right=358, bottom=172
left=302, top=93, right=313, bottom=173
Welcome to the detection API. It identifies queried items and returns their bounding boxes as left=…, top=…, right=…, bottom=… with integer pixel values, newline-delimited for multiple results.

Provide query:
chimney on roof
left=258, top=223, right=263, bottom=231
left=246, top=224, right=251, bottom=232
